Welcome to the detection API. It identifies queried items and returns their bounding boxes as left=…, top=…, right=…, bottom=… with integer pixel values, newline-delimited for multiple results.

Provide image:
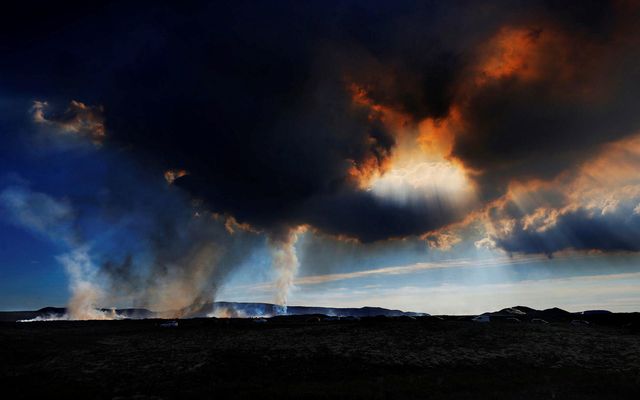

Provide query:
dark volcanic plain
left=2, top=314, right=640, bottom=399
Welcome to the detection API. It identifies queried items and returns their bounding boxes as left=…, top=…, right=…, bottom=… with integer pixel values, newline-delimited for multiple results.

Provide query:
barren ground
left=2, top=317, right=640, bottom=399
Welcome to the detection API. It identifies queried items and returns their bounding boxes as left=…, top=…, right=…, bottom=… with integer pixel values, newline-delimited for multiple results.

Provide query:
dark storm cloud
left=453, top=53, right=640, bottom=200
left=300, top=189, right=467, bottom=242
left=2, top=0, right=640, bottom=246
left=342, top=1, right=640, bottom=203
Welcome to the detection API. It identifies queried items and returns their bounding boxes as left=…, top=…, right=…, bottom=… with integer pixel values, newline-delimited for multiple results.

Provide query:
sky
left=1, top=0, right=640, bottom=315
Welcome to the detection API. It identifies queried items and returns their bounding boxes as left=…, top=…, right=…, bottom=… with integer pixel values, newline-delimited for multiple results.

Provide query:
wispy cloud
left=0, top=183, right=77, bottom=244
left=227, top=251, right=602, bottom=295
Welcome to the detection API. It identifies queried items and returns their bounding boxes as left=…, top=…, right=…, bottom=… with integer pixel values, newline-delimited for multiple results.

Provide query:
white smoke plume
left=1, top=175, right=263, bottom=320
left=0, top=183, right=116, bottom=320
left=20, top=249, right=119, bottom=321
left=268, top=226, right=306, bottom=313
left=58, top=248, right=118, bottom=320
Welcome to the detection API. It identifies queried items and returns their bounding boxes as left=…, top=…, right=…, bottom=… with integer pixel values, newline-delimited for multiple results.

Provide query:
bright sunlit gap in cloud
left=368, top=160, right=474, bottom=206
left=357, top=102, right=477, bottom=209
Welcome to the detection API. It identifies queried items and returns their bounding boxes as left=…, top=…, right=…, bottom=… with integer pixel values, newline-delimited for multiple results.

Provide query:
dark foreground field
left=2, top=317, right=640, bottom=399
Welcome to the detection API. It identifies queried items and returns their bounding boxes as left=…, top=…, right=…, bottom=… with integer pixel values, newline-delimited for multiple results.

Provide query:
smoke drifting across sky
left=1, top=0, right=640, bottom=314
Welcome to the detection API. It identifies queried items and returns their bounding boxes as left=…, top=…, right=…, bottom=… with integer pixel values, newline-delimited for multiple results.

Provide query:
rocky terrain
left=1, top=308, right=640, bottom=399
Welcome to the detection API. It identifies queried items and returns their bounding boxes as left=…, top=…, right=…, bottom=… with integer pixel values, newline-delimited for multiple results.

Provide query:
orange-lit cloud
left=345, top=82, right=407, bottom=189
left=339, top=11, right=640, bottom=250
left=222, top=215, right=261, bottom=235
left=32, top=100, right=105, bottom=145
left=164, top=169, right=189, bottom=184
left=472, top=24, right=593, bottom=91
left=462, top=132, right=640, bottom=253
left=346, top=155, right=391, bottom=190
left=475, top=27, right=546, bottom=85
left=416, top=107, right=461, bottom=159
left=347, top=80, right=479, bottom=217
left=348, top=82, right=409, bottom=128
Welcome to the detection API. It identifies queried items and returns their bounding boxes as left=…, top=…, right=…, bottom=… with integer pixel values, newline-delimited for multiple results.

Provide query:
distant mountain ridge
left=0, top=302, right=426, bottom=322
left=0, top=303, right=631, bottom=323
